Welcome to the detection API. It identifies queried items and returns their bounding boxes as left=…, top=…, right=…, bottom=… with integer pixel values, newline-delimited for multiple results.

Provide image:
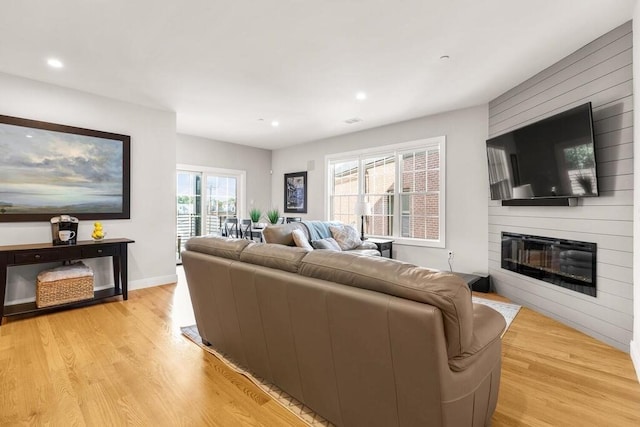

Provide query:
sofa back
left=299, top=250, right=473, bottom=358
left=184, top=236, right=473, bottom=358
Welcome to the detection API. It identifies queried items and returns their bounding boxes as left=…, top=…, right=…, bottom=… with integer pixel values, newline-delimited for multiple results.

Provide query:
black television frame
left=0, top=114, right=130, bottom=222
left=487, top=102, right=598, bottom=205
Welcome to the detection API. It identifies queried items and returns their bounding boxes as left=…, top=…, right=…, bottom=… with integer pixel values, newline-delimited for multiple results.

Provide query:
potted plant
left=249, top=208, right=262, bottom=227
left=266, top=208, right=281, bottom=225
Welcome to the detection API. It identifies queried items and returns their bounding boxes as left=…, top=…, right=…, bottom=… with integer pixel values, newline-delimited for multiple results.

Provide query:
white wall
left=176, top=133, right=272, bottom=216
left=632, top=9, right=640, bottom=380
left=271, top=105, right=489, bottom=273
left=0, top=72, right=177, bottom=303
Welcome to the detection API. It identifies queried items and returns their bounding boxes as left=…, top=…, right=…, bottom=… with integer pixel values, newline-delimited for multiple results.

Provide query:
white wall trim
left=129, top=273, right=178, bottom=291
left=4, top=274, right=177, bottom=306
left=631, top=340, right=640, bottom=384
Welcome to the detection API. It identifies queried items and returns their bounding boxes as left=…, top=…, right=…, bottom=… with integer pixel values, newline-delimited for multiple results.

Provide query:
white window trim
left=176, top=164, right=247, bottom=219
left=325, top=136, right=446, bottom=248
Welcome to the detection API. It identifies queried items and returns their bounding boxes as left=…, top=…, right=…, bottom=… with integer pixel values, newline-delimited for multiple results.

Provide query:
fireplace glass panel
left=501, top=232, right=596, bottom=297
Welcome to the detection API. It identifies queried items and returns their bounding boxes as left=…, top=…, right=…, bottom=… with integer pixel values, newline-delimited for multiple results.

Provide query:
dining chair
left=240, top=219, right=252, bottom=239
left=223, top=218, right=239, bottom=238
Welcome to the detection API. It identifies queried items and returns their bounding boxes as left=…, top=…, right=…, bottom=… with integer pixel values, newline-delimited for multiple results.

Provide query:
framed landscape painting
left=0, top=114, right=130, bottom=222
left=284, top=171, right=307, bottom=213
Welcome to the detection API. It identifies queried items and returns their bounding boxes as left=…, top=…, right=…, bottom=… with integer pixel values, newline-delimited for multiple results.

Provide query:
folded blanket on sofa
left=302, top=220, right=342, bottom=241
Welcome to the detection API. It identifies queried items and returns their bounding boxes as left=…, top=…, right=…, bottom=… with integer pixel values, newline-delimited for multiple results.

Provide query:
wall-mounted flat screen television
left=486, top=102, right=598, bottom=201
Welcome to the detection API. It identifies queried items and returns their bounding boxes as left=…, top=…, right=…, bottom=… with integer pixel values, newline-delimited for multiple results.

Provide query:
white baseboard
left=631, top=340, right=640, bottom=384
left=129, top=274, right=178, bottom=291
left=4, top=274, right=178, bottom=306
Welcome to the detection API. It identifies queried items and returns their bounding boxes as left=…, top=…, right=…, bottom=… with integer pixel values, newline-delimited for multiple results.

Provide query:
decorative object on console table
left=0, top=238, right=134, bottom=324
left=284, top=171, right=307, bottom=213
left=50, top=215, right=79, bottom=245
left=367, top=237, right=393, bottom=259
left=0, top=114, right=130, bottom=222
left=91, top=221, right=106, bottom=241
left=354, top=200, right=372, bottom=241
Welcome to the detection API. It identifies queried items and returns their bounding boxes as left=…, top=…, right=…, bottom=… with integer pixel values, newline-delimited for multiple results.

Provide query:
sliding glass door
left=176, top=166, right=245, bottom=263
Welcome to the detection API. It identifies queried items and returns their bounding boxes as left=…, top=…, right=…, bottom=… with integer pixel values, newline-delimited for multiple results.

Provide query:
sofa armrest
left=448, top=303, right=505, bottom=372
left=355, top=241, right=378, bottom=250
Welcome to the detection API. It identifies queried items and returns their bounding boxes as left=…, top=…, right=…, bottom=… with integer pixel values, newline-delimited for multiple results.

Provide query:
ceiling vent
left=344, top=117, right=363, bottom=124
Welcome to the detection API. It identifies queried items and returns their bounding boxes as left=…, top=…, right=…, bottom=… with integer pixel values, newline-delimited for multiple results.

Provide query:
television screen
left=486, top=102, right=598, bottom=200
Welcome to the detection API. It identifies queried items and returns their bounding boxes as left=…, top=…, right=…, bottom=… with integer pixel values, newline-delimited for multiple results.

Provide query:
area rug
left=181, top=324, right=334, bottom=427
left=181, top=297, right=520, bottom=426
left=473, top=296, right=521, bottom=336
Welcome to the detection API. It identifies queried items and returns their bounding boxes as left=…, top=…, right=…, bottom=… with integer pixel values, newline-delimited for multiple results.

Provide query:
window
left=327, top=137, right=445, bottom=247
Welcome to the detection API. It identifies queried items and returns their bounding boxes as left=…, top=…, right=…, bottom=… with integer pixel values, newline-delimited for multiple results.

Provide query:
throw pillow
left=329, top=224, right=363, bottom=250
left=292, top=229, right=313, bottom=250
left=311, top=237, right=342, bottom=251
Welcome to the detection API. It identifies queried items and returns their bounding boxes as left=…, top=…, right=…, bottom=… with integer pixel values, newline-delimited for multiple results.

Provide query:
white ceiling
left=0, top=1, right=636, bottom=149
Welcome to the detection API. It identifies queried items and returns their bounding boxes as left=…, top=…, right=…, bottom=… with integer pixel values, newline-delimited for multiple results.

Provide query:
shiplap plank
left=490, top=21, right=631, bottom=108
left=490, top=270, right=631, bottom=350
left=594, top=126, right=633, bottom=148
left=489, top=81, right=633, bottom=137
left=488, top=259, right=633, bottom=300
left=487, top=224, right=633, bottom=252
left=593, top=111, right=633, bottom=135
left=489, top=216, right=631, bottom=236
left=582, top=189, right=633, bottom=205
left=490, top=65, right=632, bottom=135
left=488, top=205, right=632, bottom=221
left=592, top=94, right=633, bottom=121
left=597, top=158, right=633, bottom=177
left=597, top=174, right=633, bottom=192
left=490, top=269, right=632, bottom=334
left=490, top=46, right=631, bottom=124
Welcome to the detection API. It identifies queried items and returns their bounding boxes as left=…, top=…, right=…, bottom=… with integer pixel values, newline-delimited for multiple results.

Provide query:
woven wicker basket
left=36, top=264, right=94, bottom=308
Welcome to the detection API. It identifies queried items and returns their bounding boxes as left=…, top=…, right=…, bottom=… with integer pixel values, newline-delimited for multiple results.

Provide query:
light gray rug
left=473, top=296, right=521, bottom=336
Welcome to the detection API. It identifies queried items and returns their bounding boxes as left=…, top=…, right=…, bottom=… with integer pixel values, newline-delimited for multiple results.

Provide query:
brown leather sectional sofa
left=182, top=236, right=505, bottom=427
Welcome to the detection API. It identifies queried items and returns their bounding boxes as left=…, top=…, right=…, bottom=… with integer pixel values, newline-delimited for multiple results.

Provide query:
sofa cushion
left=185, top=236, right=253, bottom=260
left=292, top=229, right=314, bottom=250
left=299, top=250, right=473, bottom=358
left=240, top=243, right=310, bottom=273
left=311, top=238, right=342, bottom=251
left=329, top=224, right=363, bottom=250
left=262, top=222, right=310, bottom=246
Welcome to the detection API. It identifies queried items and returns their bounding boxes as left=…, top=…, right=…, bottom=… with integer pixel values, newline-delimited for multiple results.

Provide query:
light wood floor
left=1, top=272, right=639, bottom=426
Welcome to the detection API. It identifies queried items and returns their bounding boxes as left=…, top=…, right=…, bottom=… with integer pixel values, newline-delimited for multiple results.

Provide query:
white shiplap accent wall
left=488, top=22, right=633, bottom=351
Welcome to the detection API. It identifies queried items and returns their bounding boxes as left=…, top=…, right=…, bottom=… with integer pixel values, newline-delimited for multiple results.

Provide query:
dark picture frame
left=0, top=114, right=131, bottom=222
left=284, top=171, right=307, bottom=213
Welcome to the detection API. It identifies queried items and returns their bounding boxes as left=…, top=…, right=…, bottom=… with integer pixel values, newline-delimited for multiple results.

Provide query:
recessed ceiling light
left=440, top=55, right=450, bottom=60
left=271, top=120, right=279, bottom=127
left=47, top=58, right=64, bottom=68
left=26, top=134, right=33, bottom=138
left=356, top=92, right=367, bottom=101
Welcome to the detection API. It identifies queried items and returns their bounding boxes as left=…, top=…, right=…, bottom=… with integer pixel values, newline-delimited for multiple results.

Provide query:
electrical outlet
left=447, top=250, right=454, bottom=259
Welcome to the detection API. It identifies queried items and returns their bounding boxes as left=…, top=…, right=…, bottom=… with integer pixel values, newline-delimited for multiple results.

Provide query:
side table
left=366, top=238, right=394, bottom=259
left=452, top=272, right=491, bottom=293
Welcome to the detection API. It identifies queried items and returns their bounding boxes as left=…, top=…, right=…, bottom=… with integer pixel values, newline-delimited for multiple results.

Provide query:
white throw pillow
left=329, top=224, right=363, bottom=251
left=292, top=229, right=313, bottom=250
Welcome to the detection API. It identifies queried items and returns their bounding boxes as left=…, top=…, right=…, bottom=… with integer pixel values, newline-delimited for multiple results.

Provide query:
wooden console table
left=0, top=238, right=134, bottom=323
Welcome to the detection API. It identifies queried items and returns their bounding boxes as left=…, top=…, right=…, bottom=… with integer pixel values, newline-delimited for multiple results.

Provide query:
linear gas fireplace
left=501, top=232, right=596, bottom=297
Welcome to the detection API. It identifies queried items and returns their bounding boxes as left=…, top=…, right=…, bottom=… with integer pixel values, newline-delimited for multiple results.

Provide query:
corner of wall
left=631, top=340, right=640, bottom=383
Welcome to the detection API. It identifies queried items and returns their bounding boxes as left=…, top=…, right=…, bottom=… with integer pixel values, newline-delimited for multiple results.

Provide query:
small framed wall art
left=284, top=171, right=307, bottom=213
